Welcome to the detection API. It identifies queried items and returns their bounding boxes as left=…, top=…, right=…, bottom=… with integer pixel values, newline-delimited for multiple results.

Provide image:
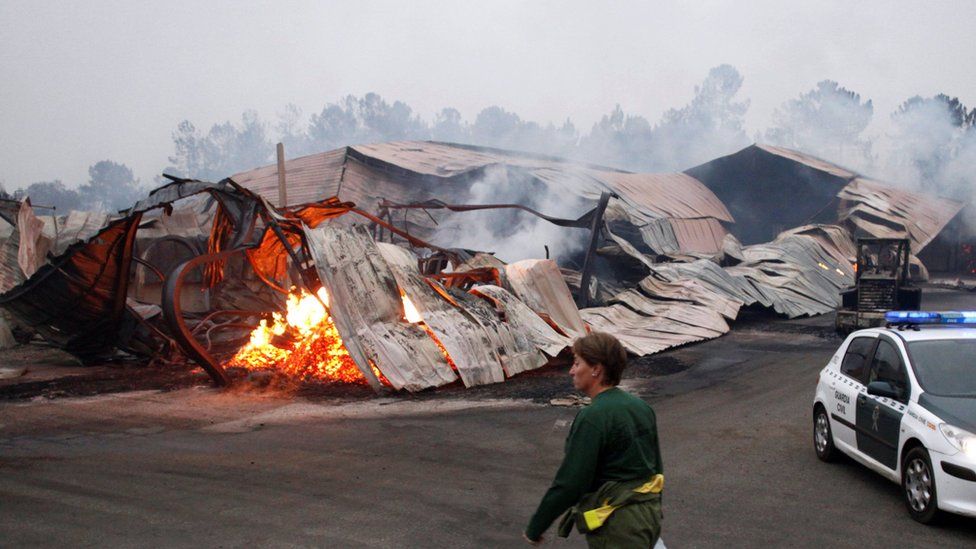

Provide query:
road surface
left=2, top=289, right=975, bottom=547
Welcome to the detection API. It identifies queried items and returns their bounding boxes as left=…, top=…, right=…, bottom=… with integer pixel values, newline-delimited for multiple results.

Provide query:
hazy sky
left=1, top=0, right=974, bottom=189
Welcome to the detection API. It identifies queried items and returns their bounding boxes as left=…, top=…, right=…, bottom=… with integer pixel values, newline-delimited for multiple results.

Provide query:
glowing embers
left=228, top=287, right=367, bottom=384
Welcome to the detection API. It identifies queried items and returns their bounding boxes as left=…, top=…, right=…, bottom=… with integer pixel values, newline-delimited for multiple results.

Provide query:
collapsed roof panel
left=378, top=242, right=506, bottom=386
left=651, top=259, right=773, bottom=308
left=304, top=223, right=456, bottom=392
left=0, top=213, right=142, bottom=360
left=580, top=301, right=725, bottom=356
left=16, top=199, right=48, bottom=280
left=714, top=225, right=855, bottom=317
left=635, top=218, right=681, bottom=255
left=0, top=224, right=26, bottom=294
left=0, top=178, right=291, bottom=368
left=838, top=177, right=964, bottom=251
left=754, top=144, right=859, bottom=181
left=609, top=288, right=730, bottom=335
left=232, top=141, right=732, bottom=257
left=577, top=225, right=855, bottom=352
left=638, top=276, right=742, bottom=320
left=686, top=143, right=965, bottom=256
left=504, top=259, right=587, bottom=338
left=611, top=214, right=856, bottom=319
left=670, top=218, right=728, bottom=255
left=468, top=284, right=571, bottom=358
left=596, top=171, right=734, bottom=223
left=230, top=147, right=346, bottom=207
left=446, top=287, right=548, bottom=378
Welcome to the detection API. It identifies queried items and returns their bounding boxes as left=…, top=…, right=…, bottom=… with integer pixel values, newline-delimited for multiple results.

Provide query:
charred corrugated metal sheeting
left=305, top=223, right=573, bottom=391
left=2, top=140, right=969, bottom=394
left=232, top=141, right=734, bottom=257
left=838, top=178, right=965, bottom=252
left=579, top=225, right=856, bottom=355
left=0, top=173, right=582, bottom=391
left=0, top=179, right=259, bottom=362
left=686, top=143, right=964, bottom=254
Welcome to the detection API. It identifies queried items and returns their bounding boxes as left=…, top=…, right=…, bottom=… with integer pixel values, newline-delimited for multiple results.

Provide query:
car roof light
left=885, top=311, right=976, bottom=325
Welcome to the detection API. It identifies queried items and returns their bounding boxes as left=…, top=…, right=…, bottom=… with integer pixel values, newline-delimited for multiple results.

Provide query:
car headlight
left=940, top=423, right=976, bottom=458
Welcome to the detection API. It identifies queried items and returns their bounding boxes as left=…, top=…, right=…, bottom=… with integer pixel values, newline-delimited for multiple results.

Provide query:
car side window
left=840, top=337, right=874, bottom=383
left=869, top=339, right=909, bottom=400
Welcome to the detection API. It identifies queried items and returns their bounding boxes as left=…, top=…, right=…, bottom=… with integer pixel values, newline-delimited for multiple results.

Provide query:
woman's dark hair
left=572, top=332, right=628, bottom=386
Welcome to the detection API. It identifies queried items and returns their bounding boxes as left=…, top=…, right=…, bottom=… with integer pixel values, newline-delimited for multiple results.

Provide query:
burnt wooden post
left=577, top=192, right=612, bottom=309
left=276, top=142, right=287, bottom=206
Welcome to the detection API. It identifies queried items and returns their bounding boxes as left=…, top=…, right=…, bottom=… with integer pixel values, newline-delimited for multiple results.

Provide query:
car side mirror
left=867, top=380, right=901, bottom=400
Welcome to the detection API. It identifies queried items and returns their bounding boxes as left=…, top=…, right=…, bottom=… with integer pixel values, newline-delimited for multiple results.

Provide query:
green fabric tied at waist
left=557, top=474, right=664, bottom=537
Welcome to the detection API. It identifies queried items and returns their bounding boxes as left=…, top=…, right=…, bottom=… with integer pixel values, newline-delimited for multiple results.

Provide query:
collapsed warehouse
left=0, top=141, right=967, bottom=392
left=686, top=143, right=968, bottom=274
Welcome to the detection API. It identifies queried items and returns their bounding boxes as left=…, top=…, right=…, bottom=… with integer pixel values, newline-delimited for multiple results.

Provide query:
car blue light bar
left=885, top=311, right=976, bottom=325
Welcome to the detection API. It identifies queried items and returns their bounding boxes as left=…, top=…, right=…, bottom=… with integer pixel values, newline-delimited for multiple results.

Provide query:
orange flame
left=400, top=291, right=457, bottom=371
left=401, top=292, right=423, bottom=323
left=227, top=287, right=368, bottom=384
left=228, top=288, right=455, bottom=386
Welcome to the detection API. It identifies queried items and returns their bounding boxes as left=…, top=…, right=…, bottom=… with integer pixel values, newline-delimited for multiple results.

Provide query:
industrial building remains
left=0, top=141, right=968, bottom=392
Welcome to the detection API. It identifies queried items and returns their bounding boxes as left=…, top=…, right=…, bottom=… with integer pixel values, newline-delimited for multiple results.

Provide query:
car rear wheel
left=903, top=446, right=940, bottom=524
left=814, top=405, right=837, bottom=462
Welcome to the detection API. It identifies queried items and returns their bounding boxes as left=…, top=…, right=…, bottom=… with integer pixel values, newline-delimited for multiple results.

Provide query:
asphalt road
left=2, top=289, right=976, bottom=547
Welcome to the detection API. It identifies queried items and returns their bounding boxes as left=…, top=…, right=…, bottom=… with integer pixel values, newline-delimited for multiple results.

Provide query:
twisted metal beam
left=161, top=248, right=255, bottom=387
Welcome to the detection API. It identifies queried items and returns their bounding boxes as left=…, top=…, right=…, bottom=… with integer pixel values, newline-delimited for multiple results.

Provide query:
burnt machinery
left=836, top=238, right=921, bottom=333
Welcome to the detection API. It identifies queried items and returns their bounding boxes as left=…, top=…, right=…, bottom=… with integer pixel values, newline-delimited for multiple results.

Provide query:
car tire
left=902, top=446, right=940, bottom=524
left=814, top=405, right=837, bottom=462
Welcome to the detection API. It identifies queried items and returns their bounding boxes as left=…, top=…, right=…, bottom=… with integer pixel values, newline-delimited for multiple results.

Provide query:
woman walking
left=524, top=332, right=664, bottom=547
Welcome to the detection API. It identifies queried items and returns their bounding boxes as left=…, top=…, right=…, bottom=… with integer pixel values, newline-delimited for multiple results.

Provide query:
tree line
left=0, top=160, right=145, bottom=213
left=3, top=64, right=975, bottom=212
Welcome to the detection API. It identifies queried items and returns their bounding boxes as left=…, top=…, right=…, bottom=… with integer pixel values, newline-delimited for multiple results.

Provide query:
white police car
left=813, top=311, right=976, bottom=523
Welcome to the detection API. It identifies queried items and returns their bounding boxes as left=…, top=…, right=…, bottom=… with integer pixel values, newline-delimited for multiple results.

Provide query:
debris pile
left=0, top=140, right=969, bottom=394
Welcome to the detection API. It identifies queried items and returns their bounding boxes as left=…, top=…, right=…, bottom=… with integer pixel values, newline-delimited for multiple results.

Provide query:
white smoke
left=872, top=97, right=976, bottom=233
left=429, top=164, right=592, bottom=264
left=762, top=80, right=876, bottom=174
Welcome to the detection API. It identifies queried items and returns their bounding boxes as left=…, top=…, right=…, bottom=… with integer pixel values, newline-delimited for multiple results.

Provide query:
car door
left=855, top=337, right=910, bottom=470
left=829, top=336, right=875, bottom=448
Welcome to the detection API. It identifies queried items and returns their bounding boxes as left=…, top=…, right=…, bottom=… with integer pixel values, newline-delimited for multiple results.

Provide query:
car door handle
left=857, top=395, right=867, bottom=403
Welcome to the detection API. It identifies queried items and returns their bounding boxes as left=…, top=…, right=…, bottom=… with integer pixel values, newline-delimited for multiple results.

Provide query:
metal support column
left=577, top=192, right=612, bottom=309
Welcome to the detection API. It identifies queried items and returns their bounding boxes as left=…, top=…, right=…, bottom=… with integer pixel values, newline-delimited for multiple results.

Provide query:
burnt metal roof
left=754, top=144, right=859, bottom=181
left=838, top=177, right=965, bottom=251
left=230, top=141, right=733, bottom=253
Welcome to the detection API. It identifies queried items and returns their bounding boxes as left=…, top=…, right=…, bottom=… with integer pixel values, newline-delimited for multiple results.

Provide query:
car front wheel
left=903, top=446, right=940, bottom=524
left=814, top=405, right=837, bottom=462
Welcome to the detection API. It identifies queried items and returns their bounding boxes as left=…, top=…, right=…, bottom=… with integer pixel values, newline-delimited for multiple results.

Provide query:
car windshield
left=908, top=339, right=976, bottom=396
